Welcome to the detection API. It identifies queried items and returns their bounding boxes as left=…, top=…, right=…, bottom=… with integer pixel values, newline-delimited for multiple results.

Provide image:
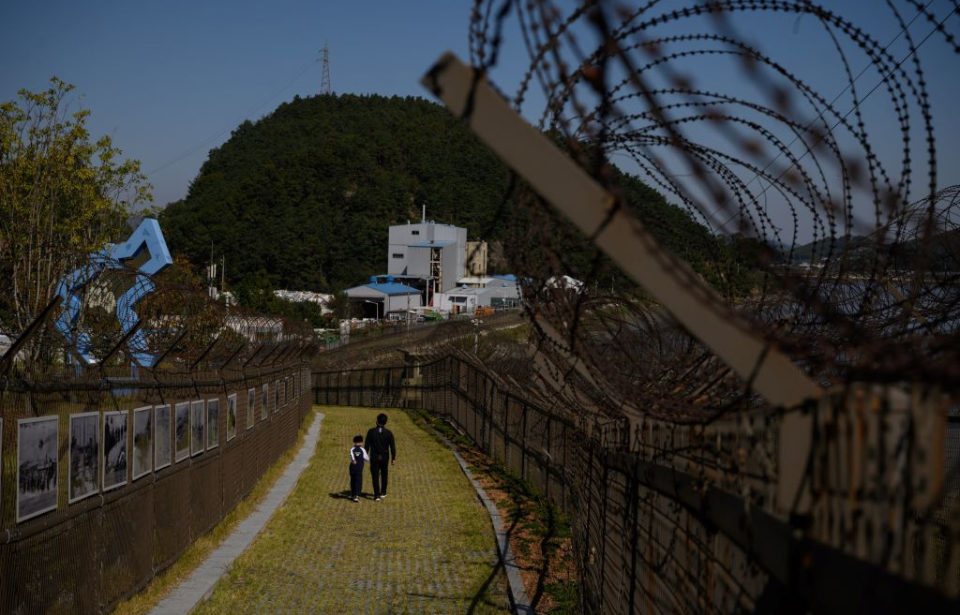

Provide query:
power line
left=148, top=58, right=317, bottom=177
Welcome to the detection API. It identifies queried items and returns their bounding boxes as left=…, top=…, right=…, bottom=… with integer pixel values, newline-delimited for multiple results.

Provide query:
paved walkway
left=150, top=412, right=325, bottom=615
left=193, top=407, right=510, bottom=615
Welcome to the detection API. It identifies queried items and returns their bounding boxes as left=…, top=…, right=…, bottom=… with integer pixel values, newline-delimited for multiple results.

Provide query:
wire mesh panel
left=0, top=361, right=313, bottom=614
left=313, top=350, right=959, bottom=614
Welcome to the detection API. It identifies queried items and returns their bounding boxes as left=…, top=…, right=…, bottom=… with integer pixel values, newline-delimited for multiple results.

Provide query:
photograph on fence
left=68, top=412, right=99, bottom=504
left=191, top=400, right=204, bottom=456
left=227, top=393, right=237, bottom=441
left=132, top=406, right=153, bottom=481
left=247, top=388, right=255, bottom=430
left=274, top=379, right=280, bottom=411
left=102, top=411, right=128, bottom=491
left=155, top=404, right=172, bottom=470
left=17, top=416, right=59, bottom=522
left=261, top=383, right=269, bottom=420
left=175, top=401, right=190, bottom=462
left=207, top=398, right=219, bottom=450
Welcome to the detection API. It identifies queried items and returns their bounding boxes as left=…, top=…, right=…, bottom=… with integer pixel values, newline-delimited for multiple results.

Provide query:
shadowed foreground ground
left=194, top=406, right=510, bottom=614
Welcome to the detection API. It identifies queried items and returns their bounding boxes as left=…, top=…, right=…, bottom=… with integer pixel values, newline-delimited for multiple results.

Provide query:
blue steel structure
left=52, top=218, right=173, bottom=367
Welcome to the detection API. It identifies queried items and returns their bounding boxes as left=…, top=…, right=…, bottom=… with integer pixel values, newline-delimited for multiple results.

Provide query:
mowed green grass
left=195, top=406, right=510, bottom=614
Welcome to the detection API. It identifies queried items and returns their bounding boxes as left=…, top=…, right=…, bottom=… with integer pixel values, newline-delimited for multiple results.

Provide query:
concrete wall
left=399, top=246, right=423, bottom=278
left=465, top=241, right=488, bottom=277
left=440, top=243, right=462, bottom=292
left=385, top=293, right=423, bottom=314
left=387, top=222, right=466, bottom=278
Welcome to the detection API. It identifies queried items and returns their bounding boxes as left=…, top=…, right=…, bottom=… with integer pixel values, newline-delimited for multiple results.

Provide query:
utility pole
left=319, top=43, right=332, bottom=95
left=208, top=242, right=218, bottom=301
left=471, top=317, right=483, bottom=354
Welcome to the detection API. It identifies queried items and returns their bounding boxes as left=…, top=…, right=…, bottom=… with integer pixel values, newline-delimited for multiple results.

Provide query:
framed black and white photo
left=191, top=400, right=204, bottom=457
left=274, top=380, right=280, bottom=412
left=69, top=412, right=99, bottom=504
left=175, top=402, right=190, bottom=462
left=261, top=383, right=269, bottom=420
left=132, top=406, right=153, bottom=481
left=247, top=388, right=256, bottom=430
left=155, top=404, right=172, bottom=470
left=17, top=416, right=59, bottom=522
left=103, top=411, right=128, bottom=491
left=227, top=393, right=237, bottom=442
left=206, top=398, right=219, bottom=450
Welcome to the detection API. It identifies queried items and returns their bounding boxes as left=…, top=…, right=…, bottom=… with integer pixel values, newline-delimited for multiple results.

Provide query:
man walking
left=365, top=413, right=396, bottom=501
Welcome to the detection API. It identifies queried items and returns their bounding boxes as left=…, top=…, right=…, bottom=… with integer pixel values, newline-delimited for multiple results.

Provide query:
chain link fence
left=0, top=251, right=318, bottom=614
left=0, top=361, right=312, bottom=614
left=313, top=352, right=959, bottom=614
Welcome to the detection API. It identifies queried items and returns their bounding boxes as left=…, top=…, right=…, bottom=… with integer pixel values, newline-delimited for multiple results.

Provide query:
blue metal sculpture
left=53, top=218, right=173, bottom=367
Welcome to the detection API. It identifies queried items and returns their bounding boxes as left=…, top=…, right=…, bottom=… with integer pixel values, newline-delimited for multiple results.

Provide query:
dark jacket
left=350, top=445, right=366, bottom=473
left=364, top=425, right=396, bottom=463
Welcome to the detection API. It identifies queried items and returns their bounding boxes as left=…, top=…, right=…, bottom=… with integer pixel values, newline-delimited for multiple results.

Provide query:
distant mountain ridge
left=789, top=235, right=870, bottom=263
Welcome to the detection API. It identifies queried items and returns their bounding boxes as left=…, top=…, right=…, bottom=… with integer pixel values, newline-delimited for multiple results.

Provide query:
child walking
left=349, top=435, right=369, bottom=502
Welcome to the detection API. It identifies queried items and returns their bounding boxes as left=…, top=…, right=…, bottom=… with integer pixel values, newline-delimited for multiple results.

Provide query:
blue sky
left=2, top=0, right=957, bottom=241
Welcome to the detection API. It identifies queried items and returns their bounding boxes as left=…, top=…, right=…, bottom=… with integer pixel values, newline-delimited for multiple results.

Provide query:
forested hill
left=160, top=93, right=720, bottom=293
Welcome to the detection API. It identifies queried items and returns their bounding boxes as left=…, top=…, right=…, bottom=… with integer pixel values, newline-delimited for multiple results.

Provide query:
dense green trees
left=161, top=94, right=512, bottom=293
left=0, top=79, right=151, bottom=334
left=160, top=93, right=726, bottom=297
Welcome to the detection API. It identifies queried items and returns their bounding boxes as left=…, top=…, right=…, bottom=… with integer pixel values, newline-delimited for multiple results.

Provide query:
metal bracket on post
left=190, top=334, right=221, bottom=372
left=98, top=320, right=145, bottom=374
left=151, top=327, right=190, bottom=370
left=242, top=343, right=267, bottom=367
left=219, top=342, right=247, bottom=371
left=253, top=343, right=279, bottom=368
left=421, top=52, right=822, bottom=410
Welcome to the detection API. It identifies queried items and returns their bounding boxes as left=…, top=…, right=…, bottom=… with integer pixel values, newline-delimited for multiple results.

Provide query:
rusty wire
left=452, top=1, right=960, bottom=609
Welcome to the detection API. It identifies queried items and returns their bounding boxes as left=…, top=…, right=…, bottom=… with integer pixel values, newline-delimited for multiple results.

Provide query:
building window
left=411, top=230, right=420, bottom=235
left=392, top=253, right=403, bottom=259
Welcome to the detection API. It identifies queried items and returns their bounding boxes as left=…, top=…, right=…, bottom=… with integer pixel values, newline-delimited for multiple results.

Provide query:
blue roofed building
left=343, top=279, right=422, bottom=318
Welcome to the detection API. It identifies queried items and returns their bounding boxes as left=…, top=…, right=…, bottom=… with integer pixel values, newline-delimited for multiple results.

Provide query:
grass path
left=195, top=406, right=510, bottom=614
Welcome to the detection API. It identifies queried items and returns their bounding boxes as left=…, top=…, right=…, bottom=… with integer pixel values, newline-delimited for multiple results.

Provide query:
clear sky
left=3, top=0, right=958, bottom=236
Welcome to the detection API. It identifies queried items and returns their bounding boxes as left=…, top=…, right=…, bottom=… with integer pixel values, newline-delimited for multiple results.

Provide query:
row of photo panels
left=10, top=374, right=302, bottom=524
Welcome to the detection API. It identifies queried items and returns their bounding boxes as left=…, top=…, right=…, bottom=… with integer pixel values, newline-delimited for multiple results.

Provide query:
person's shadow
left=328, top=490, right=376, bottom=500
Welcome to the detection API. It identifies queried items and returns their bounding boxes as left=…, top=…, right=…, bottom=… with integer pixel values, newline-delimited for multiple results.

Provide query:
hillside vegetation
left=160, top=94, right=724, bottom=295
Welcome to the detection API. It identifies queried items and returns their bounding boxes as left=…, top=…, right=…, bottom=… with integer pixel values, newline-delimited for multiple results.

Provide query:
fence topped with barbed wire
left=400, top=1, right=960, bottom=612
left=0, top=245, right=318, bottom=613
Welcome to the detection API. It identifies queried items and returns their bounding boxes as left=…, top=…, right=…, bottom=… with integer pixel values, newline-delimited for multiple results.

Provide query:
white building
left=387, top=221, right=467, bottom=293
left=434, top=275, right=521, bottom=314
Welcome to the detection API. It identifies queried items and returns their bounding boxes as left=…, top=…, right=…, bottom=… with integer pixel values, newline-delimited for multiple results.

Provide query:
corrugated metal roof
left=447, top=287, right=486, bottom=296
left=409, top=240, right=455, bottom=248
left=365, top=283, right=420, bottom=296
left=457, top=276, right=495, bottom=284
